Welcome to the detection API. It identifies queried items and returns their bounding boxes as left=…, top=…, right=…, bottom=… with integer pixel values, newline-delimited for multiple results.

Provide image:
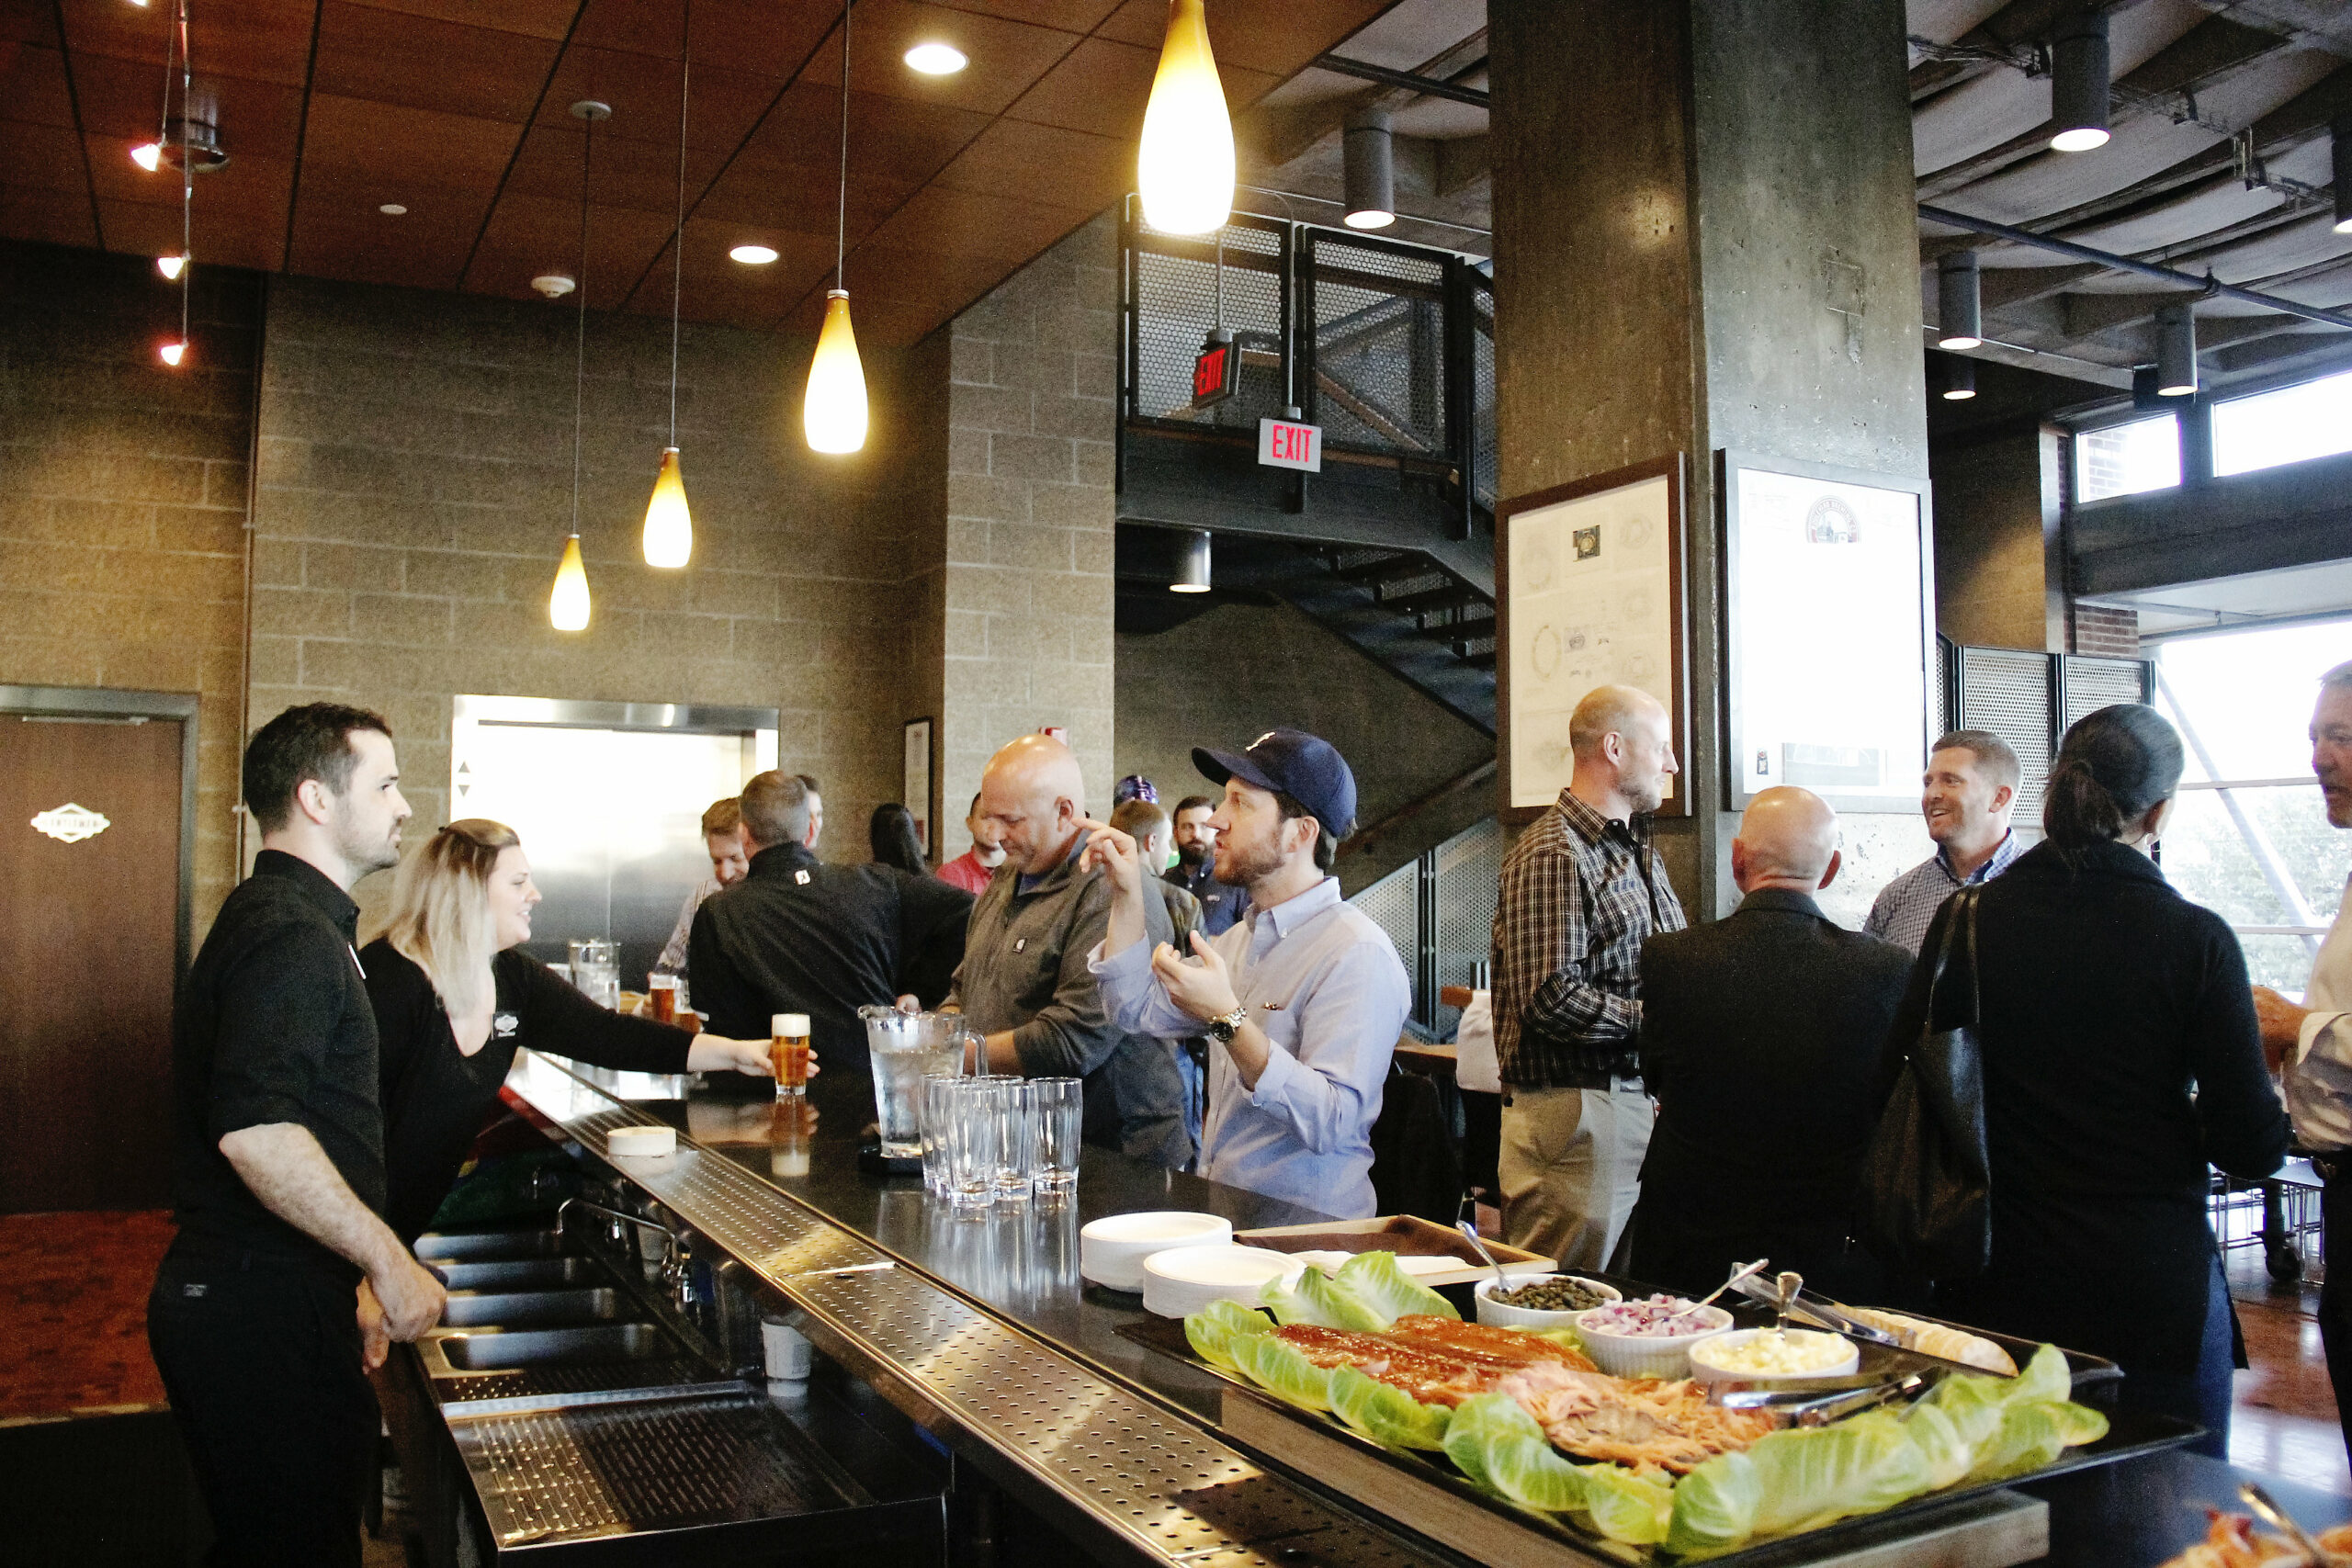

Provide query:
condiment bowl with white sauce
left=1687, top=1328, right=1860, bottom=1383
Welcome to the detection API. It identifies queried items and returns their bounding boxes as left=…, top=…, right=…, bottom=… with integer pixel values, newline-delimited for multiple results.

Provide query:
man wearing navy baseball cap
left=1079, top=728, right=1410, bottom=1217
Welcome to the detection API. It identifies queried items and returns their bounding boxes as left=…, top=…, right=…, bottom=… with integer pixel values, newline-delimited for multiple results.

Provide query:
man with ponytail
left=2258, top=660, right=2352, bottom=1463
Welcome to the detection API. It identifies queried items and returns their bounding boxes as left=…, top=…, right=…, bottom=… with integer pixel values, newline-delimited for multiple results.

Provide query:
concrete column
left=1929, top=424, right=2066, bottom=654
left=903, top=214, right=1120, bottom=852
left=1490, top=0, right=1930, bottom=918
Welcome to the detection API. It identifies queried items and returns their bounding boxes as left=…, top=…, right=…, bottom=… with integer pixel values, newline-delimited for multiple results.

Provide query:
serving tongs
left=1712, top=1370, right=1939, bottom=1427
left=1727, top=1274, right=1910, bottom=1351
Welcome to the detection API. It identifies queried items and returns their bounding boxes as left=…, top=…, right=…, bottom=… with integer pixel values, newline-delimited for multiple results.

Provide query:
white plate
left=1079, top=1211, right=1234, bottom=1292
left=1140, top=1245, right=1302, bottom=1318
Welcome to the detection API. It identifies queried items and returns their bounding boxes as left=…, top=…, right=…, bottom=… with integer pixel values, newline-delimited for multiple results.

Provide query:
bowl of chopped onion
left=1571, top=1294, right=1736, bottom=1379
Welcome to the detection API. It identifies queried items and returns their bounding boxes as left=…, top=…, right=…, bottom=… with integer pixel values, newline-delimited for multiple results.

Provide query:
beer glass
left=1032, top=1077, right=1082, bottom=1197
left=770, top=1013, right=811, bottom=1097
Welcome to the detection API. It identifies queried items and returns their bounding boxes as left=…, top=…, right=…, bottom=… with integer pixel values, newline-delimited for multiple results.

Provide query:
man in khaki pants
left=1490, top=686, right=1685, bottom=1269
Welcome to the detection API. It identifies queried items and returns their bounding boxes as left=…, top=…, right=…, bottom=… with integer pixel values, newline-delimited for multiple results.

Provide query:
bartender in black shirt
left=148, top=704, right=446, bottom=1567
left=690, top=769, right=974, bottom=1077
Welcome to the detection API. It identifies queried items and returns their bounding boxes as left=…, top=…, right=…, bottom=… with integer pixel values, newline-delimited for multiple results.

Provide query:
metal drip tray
left=448, top=1388, right=942, bottom=1558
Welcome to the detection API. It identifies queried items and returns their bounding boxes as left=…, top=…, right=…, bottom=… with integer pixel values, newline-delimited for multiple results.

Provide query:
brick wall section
left=249, top=274, right=917, bottom=872
left=934, top=213, right=1119, bottom=823
left=2071, top=603, right=2141, bottom=657
left=0, top=242, right=256, bottom=935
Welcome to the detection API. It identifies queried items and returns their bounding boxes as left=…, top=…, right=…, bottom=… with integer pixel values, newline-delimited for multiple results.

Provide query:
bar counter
left=484, top=1049, right=2352, bottom=1568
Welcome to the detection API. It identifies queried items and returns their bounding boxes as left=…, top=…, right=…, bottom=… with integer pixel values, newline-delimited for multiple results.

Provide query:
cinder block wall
left=247, top=275, right=920, bottom=884
left=934, top=213, right=1119, bottom=831
left=0, top=243, right=258, bottom=933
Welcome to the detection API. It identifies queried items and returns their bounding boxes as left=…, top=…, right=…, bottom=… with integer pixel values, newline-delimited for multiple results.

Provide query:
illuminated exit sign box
left=1257, top=417, right=1322, bottom=472
left=1193, top=338, right=1240, bottom=406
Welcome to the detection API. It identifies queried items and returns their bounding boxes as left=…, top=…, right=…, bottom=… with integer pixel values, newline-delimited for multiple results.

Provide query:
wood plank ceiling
left=0, top=0, right=1396, bottom=345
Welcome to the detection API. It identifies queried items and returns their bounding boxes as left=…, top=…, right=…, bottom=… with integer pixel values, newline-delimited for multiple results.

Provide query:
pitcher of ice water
left=860, top=1007, right=972, bottom=1160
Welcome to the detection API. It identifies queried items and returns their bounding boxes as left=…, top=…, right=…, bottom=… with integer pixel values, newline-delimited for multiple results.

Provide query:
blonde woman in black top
left=361, top=819, right=776, bottom=1243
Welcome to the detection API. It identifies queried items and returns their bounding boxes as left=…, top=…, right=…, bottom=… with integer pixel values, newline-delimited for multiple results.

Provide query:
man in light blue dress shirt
left=1864, top=729, right=2026, bottom=954
left=1082, top=729, right=1409, bottom=1218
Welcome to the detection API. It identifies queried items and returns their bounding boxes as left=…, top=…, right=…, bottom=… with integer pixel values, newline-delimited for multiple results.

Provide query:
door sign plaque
left=30, top=803, right=110, bottom=844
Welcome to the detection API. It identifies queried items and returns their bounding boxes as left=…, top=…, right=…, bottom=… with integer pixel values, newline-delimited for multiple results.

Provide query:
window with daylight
left=2212, top=367, right=2352, bottom=479
left=2075, top=413, right=2181, bottom=502
left=2152, top=619, right=2351, bottom=994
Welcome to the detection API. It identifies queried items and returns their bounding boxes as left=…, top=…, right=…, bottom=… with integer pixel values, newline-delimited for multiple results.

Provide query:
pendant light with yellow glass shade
left=1138, top=0, right=1232, bottom=236
left=641, top=2, right=695, bottom=569
left=802, top=0, right=868, bottom=455
left=549, top=99, right=608, bottom=633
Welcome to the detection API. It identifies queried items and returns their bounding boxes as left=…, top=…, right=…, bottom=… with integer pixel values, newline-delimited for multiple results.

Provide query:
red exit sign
left=1193, top=340, right=1239, bottom=406
left=1257, top=417, right=1323, bottom=472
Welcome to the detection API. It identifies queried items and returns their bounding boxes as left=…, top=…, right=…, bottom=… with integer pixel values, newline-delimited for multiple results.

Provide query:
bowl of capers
left=1474, top=1271, right=1623, bottom=1328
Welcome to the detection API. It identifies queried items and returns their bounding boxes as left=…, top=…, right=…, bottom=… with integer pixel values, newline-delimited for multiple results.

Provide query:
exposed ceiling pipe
left=1917, top=202, right=2352, bottom=333
left=1311, top=54, right=1488, bottom=107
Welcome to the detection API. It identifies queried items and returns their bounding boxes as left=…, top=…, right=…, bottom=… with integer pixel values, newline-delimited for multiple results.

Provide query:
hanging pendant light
left=1137, top=0, right=1232, bottom=235
left=643, top=2, right=694, bottom=567
left=550, top=99, right=609, bottom=631
left=803, top=0, right=868, bottom=454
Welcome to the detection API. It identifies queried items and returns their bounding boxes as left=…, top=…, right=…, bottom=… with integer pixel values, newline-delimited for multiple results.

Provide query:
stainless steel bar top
left=503, top=1050, right=1468, bottom=1568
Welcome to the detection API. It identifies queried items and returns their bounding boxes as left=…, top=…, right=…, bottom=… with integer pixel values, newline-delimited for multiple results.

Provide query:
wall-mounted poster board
left=1497, top=455, right=1689, bottom=825
left=1720, top=451, right=1935, bottom=814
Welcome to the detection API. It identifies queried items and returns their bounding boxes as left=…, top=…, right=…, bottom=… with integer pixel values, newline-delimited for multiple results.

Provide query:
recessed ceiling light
left=904, top=41, right=967, bottom=74
left=729, top=243, right=779, bottom=265
left=379, top=203, right=407, bottom=215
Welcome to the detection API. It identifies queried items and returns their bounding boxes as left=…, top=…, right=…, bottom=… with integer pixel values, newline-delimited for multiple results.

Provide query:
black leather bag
left=1860, top=886, right=1991, bottom=1280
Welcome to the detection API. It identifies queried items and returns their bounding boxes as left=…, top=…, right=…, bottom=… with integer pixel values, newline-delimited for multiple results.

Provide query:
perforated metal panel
left=1131, top=219, right=1287, bottom=431
left=1959, top=647, right=2053, bottom=824
left=2060, top=656, right=2151, bottom=736
left=1469, top=281, right=1496, bottom=513
left=1349, top=860, right=1422, bottom=1010
left=1430, top=820, right=1500, bottom=1037
left=1307, top=235, right=1447, bottom=459
left=504, top=1056, right=1448, bottom=1568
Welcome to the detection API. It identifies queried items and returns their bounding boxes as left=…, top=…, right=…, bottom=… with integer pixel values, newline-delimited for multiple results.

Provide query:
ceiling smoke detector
left=159, top=116, right=229, bottom=174
left=532, top=274, right=577, bottom=299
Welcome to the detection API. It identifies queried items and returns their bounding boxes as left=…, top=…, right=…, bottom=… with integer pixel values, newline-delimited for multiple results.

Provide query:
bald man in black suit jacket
left=1624, top=788, right=1913, bottom=1302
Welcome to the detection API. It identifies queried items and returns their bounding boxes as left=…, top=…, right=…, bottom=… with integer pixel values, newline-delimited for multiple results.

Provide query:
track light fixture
left=2154, top=301, right=2198, bottom=398
left=1342, top=108, right=1396, bottom=231
left=1936, top=251, right=1982, bottom=349
left=1170, top=529, right=1212, bottom=592
left=2049, top=11, right=2110, bottom=153
left=1939, top=354, right=1976, bottom=400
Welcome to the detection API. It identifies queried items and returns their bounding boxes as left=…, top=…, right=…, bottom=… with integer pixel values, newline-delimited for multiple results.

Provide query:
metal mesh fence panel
left=1130, top=219, right=1287, bottom=432
left=1349, top=860, right=1423, bottom=1022
left=1309, top=235, right=1446, bottom=458
left=1960, top=647, right=2054, bottom=825
left=2061, top=655, right=2151, bottom=735
left=1471, top=281, right=1497, bottom=514
left=1431, top=819, right=1500, bottom=1038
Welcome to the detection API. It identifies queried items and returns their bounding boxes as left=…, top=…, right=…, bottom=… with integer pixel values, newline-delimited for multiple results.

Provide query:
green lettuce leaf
left=1743, top=1410, right=1932, bottom=1539
left=1336, top=1251, right=1459, bottom=1322
left=1183, top=1299, right=1273, bottom=1373
left=1227, top=1330, right=1335, bottom=1412
left=2008, top=1342, right=2072, bottom=1405
left=1259, top=1264, right=1390, bottom=1331
left=1327, top=1365, right=1453, bottom=1451
left=1923, top=1370, right=2009, bottom=1453
left=1578, top=1463, right=1674, bottom=1546
left=1664, top=1450, right=1760, bottom=1558
left=2050, top=1399, right=2109, bottom=1448
left=1435, top=1392, right=1670, bottom=1544
left=1899, top=1401, right=1974, bottom=1491
left=1439, top=1393, right=1526, bottom=1495
left=1963, top=1402, right=2068, bottom=1484
left=1532, top=1325, right=1589, bottom=1358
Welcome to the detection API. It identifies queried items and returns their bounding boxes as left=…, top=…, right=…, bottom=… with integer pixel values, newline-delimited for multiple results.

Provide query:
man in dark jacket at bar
left=148, top=705, right=447, bottom=1567
left=1623, top=786, right=1911, bottom=1303
left=690, top=770, right=972, bottom=1078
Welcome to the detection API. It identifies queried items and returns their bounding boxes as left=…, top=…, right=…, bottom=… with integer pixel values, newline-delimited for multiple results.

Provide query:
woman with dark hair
left=869, top=803, right=929, bottom=876
left=1884, top=704, right=2286, bottom=1453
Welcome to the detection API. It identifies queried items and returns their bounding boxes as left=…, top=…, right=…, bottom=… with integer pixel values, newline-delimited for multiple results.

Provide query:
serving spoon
left=1662, top=1258, right=1770, bottom=1324
left=1457, top=1220, right=1510, bottom=1294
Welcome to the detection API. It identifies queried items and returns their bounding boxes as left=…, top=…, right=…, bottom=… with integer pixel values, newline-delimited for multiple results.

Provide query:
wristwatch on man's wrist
left=1207, top=1005, right=1250, bottom=1043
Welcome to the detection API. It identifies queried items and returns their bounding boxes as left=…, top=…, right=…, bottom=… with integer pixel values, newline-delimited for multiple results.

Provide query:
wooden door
left=0, top=713, right=185, bottom=1212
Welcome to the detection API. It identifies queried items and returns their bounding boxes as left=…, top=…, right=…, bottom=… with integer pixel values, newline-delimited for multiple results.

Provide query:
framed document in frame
left=1719, top=451, right=1935, bottom=814
left=1497, top=455, right=1689, bottom=826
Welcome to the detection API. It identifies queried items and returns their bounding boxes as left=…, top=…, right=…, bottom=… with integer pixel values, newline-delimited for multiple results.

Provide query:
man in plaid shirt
left=1492, top=685, right=1687, bottom=1269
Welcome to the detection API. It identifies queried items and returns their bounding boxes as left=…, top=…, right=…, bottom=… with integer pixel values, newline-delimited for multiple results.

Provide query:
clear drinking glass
left=568, top=939, right=619, bottom=1009
left=921, top=1075, right=957, bottom=1196
left=993, top=1080, right=1039, bottom=1203
left=943, top=1078, right=1002, bottom=1211
left=1032, top=1077, right=1082, bottom=1197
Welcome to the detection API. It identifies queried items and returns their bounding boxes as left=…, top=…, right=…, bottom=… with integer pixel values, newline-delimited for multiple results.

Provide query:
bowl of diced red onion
left=1571, top=1294, right=1736, bottom=1379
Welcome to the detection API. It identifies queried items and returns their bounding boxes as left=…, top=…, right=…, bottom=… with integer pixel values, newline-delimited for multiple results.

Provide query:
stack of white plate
left=1140, top=1245, right=1302, bottom=1318
left=1078, top=1212, right=1233, bottom=1292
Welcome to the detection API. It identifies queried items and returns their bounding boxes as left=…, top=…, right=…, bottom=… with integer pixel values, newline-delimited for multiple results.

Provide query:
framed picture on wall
left=1497, top=454, right=1690, bottom=825
left=1720, top=450, right=1935, bottom=814
left=903, top=717, right=933, bottom=856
